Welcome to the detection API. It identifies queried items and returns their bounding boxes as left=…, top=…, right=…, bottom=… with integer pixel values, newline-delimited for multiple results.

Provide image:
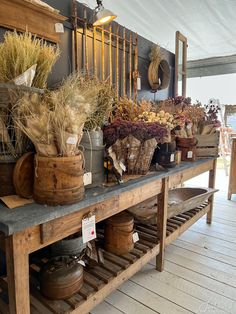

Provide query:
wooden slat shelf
left=0, top=202, right=210, bottom=314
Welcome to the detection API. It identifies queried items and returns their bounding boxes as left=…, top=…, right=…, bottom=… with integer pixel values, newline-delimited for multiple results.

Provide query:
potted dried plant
left=80, top=78, right=116, bottom=187
left=0, top=31, right=59, bottom=196
left=14, top=73, right=99, bottom=205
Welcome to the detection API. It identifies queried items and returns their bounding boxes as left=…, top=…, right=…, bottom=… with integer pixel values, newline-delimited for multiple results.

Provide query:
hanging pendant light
left=93, top=0, right=117, bottom=26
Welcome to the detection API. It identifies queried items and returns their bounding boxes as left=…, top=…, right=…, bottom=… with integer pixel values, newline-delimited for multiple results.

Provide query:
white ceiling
left=79, top=0, right=236, bottom=61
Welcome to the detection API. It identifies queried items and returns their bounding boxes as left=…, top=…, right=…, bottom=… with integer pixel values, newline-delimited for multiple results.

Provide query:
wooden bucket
left=176, top=137, right=197, bottom=162
left=34, top=154, right=85, bottom=206
left=0, top=156, right=16, bottom=196
left=104, top=212, right=134, bottom=255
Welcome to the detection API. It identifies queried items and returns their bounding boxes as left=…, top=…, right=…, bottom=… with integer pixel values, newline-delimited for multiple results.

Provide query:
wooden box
left=195, top=131, right=220, bottom=157
left=0, top=0, right=66, bottom=43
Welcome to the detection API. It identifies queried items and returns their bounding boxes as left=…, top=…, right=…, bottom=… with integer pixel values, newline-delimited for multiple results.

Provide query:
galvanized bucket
left=80, top=130, right=105, bottom=188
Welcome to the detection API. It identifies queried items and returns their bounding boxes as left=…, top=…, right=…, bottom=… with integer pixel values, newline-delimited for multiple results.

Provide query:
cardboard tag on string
left=187, top=151, right=193, bottom=158
left=133, top=232, right=139, bottom=243
left=83, top=172, right=92, bottom=186
left=55, top=23, right=64, bottom=33
left=82, top=215, right=96, bottom=243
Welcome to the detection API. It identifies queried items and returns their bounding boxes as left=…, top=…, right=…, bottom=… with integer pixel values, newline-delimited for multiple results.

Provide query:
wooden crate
left=195, top=132, right=220, bottom=157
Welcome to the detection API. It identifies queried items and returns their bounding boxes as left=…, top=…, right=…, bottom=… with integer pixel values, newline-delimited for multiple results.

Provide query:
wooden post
left=123, top=27, right=126, bottom=96
left=207, top=159, right=217, bottom=224
left=72, top=0, right=78, bottom=71
left=6, top=233, right=30, bottom=314
left=84, top=8, right=89, bottom=75
left=182, top=38, right=187, bottom=97
left=129, top=32, right=132, bottom=98
left=156, top=177, right=168, bottom=271
left=109, top=25, right=113, bottom=85
left=102, top=26, right=105, bottom=81
left=133, top=33, right=138, bottom=103
left=93, top=26, right=97, bottom=77
left=116, top=26, right=119, bottom=100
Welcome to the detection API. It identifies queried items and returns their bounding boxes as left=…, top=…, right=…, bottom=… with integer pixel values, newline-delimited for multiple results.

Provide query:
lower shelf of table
left=0, top=202, right=210, bottom=314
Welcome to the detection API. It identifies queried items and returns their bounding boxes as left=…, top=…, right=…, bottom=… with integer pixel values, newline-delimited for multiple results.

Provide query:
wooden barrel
left=34, top=154, right=85, bottom=206
left=176, top=137, right=197, bottom=162
left=104, top=212, right=134, bottom=255
left=0, top=156, right=16, bottom=196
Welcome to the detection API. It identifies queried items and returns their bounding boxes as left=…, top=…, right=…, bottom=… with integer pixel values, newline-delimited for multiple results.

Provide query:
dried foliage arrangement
left=0, top=31, right=59, bottom=88
left=84, top=79, right=116, bottom=131
left=154, top=96, right=220, bottom=138
left=14, top=92, right=56, bottom=157
left=114, top=97, right=152, bottom=121
left=103, top=118, right=167, bottom=147
left=14, top=73, right=116, bottom=157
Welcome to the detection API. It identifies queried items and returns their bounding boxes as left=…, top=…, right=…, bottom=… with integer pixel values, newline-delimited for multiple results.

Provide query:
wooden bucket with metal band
left=104, top=212, right=134, bottom=255
left=33, top=153, right=85, bottom=206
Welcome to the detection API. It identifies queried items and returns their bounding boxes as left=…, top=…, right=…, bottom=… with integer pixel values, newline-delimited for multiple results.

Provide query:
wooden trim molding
left=0, top=0, right=67, bottom=43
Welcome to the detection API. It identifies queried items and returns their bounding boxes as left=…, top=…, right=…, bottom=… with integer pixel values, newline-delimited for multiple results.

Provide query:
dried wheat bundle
left=33, top=42, right=60, bottom=88
left=148, top=44, right=162, bottom=90
left=52, top=74, right=100, bottom=156
left=13, top=93, right=57, bottom=157
left=0, top=31, right=60, bottom=88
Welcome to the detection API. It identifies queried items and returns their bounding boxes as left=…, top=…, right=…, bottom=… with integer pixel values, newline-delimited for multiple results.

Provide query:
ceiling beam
left=187, top=54, right=236, bottom=78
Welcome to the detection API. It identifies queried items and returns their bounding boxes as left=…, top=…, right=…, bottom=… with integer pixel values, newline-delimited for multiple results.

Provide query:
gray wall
left=0, top=0, right=175, bottom=100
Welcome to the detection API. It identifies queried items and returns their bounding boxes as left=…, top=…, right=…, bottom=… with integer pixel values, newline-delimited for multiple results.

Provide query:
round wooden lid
left=106, top=211, right=134, bottom=227
left=13, top=152, right=34, bottom=199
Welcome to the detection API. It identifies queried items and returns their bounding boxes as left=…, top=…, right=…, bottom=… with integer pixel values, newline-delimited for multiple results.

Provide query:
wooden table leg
left=207, top=159, right=217, bottom=224
left=156, top=177, right=168, bottom=271
left=5, top=232, right=30, bottom=314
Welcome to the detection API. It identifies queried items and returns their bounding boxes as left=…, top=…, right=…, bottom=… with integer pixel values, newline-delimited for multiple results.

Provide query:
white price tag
left=66, top=136, right=78, bottom=145
left=78, top=260, right=86, bottom=267
left=82, top=215, right=96, bottom=243
left=170, top=153, right=175, bottom=162
left=55, top=23, right=64, bottom=33
left=129, top=154, right=135, bottom=160
left=83, top=172, right=92, bottom=186
left=187, top=151, right=193, bottom=158
left=133, top=232, right=139, bottom=243
left=120, top=161, right=126, bottom=172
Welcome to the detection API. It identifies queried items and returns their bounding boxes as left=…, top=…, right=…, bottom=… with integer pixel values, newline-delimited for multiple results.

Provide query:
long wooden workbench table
left=0, top=158, right=217, bottom=314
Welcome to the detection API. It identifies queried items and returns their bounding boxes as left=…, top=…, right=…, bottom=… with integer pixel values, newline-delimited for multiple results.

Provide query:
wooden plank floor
left=92, top=167, right=236, bottom=314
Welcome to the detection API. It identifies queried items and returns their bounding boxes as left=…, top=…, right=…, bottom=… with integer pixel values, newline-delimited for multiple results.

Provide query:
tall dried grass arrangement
left=0, top=31, right=59, bottom=88
left=14, top=73, right=107, bottom=157
left=84, top=79, right=117, bottom=131
left=13, top=93, right=56, bottom=156
left=33, top=42, right=60, bottom=88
